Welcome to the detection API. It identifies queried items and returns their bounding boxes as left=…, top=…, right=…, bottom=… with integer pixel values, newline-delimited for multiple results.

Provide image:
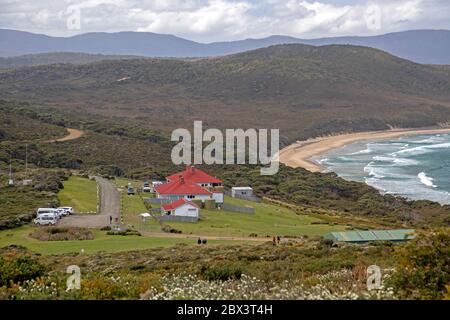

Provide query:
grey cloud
left=0, top=0, right=449, bottom=41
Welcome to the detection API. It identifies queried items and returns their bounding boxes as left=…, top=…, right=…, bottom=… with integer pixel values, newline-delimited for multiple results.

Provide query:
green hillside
left=0, top=52, right=144, bottom=69
left=1, top=44, right=450, bottom=141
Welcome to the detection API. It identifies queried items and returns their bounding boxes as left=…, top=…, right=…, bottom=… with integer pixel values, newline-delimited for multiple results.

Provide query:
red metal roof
left=155, top=178, right=212, bottom=195
left=166, top=166, right=222, bottom=184
left=162, top=199, right=199, bottom=210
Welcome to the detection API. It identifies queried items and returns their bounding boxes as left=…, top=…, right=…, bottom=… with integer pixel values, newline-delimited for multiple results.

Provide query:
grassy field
left=114, top=178, right=163, bottom=232
left=0, top=226, right=250, bottom=255
left=114, top=177, right=347, bottom=237
left=137, top=192, right=346, bottom=237
left=167, top=196, right=346, bottom=237
left=120, top=189, right=162, bottom=233
left=58, top=176, right=98, bottom=213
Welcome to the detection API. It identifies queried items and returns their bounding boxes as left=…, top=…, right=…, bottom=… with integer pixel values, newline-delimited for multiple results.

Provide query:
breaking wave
left=318, top=133, right=450, bottom=204
left=372, top=156, right=419, bottom=166
left=393, top=142, right=450, bottom=156
left=418, top=172, right=437, bottom=188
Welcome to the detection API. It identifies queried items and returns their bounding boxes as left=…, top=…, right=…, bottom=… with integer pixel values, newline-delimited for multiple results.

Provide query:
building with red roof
left=155, top=167, right=224, bottom=218
left=166, top=166, right=222, bottom=187
left=155, top=176, right=213, bottom=202
left=161, top=199, right=199, bottom=219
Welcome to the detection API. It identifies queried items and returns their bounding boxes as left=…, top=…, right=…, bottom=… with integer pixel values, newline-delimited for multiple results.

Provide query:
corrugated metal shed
left=324, top=229, right=415, bottom=243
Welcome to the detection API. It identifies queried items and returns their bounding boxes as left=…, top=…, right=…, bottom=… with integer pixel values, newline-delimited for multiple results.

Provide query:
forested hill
left=2, top=44, right=450, bottom=141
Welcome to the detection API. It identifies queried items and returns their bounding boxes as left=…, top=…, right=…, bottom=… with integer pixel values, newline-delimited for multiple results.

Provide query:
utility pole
left=25, top=143, right=28, bottom=172
left=8, top=155, right=13, bottom=186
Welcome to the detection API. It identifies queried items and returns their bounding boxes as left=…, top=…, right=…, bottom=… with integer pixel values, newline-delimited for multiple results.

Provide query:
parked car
left=58, top=207, right=74, bottom=215
left=34, top=214, right=57, bottom=226
left=36, top=208, right=61, bottom=219
left=56, top=208, right=69, bottom=217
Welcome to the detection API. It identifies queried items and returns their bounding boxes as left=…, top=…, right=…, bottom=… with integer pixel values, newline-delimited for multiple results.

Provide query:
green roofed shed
left=324, top=229, right=415, bottom=243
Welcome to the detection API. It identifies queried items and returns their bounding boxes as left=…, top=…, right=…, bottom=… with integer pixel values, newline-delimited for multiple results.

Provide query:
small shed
left=22, top=179, right=33, bottom=186
left=162, top=199, right=199, bottom=218
left=324, top=229, right=416, bottom=243
left=139, top=212, right=151, bottom=222
left=231, top=187, right=253, bottom=198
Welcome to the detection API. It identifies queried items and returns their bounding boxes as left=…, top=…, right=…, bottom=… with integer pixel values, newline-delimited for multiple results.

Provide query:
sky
left=1, top=0, right=450, bottom=42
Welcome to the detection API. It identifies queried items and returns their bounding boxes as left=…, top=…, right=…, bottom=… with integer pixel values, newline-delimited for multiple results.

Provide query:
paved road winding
left=58, top=176, right=120, bottom=228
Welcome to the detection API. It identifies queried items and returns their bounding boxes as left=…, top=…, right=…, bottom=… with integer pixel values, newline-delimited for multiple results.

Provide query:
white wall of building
left=212, top=192, right=224, bottom=203
left=173, top=203, right=199, bottom=217
left=231, top=187, right=253, bottom=197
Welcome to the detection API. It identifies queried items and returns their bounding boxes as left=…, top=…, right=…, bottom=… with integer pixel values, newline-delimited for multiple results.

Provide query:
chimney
left=191, top=166, right=195, bottom=173
left=179, top=175, right=184, bottom=184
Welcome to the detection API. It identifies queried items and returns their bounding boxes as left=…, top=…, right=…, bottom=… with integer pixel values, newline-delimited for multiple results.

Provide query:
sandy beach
left=279, top=127, right=450, bottom=172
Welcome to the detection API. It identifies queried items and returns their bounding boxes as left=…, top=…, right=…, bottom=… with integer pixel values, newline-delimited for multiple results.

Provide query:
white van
left=36, top=208, right=61, bottom=219
left=34, top=215, right=57, bottom=226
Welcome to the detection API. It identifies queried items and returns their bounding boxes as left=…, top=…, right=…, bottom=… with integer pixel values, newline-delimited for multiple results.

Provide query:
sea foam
left=417, top=172, right=437, bottom=188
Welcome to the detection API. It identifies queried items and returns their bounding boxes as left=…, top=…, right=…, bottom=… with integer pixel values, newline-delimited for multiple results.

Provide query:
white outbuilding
left=231, top=187, right=253, bottom=198
left=162, top=199, right=199, bottom=218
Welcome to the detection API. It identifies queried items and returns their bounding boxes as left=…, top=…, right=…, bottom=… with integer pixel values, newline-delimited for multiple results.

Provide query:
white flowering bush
left=10, top=277, right=58, bottom=300
left=140, top=269, right=397, bottom=300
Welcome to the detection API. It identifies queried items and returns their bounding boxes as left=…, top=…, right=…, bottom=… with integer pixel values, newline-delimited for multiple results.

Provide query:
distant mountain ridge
left=2, top=29, right=450, bottom=64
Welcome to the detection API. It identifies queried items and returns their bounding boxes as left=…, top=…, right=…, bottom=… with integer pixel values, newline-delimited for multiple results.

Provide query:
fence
left=150, top=208, right=162, bottom=214
left=156, top=215, right=198, bottom=222
left=144, top=198, right=172, bottom=204
left=221, top=203, right=255, bottom=214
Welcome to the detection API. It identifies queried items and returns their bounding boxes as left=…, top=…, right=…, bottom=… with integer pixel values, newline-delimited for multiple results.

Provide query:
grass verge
left=58, top=176, right=98, bottom=213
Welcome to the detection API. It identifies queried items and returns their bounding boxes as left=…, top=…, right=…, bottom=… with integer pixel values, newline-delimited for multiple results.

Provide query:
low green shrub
left=161, top=226, right=182, bottom=234
left=200, top=264, right=243, bottom=281
left=0, top=247, right=46, bottom=287
left=387, top=229, right=450, bottom=299
left=29, top=227, right=94, bottom=241
left=106, top=229, right=141, bottom=236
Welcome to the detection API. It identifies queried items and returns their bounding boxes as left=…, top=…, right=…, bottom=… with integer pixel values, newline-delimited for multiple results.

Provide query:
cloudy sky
left=1, top=0, right=449, bottom=42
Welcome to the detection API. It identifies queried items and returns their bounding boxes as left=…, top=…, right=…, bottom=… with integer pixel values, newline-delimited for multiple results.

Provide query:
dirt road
left=139, top=231, right=273, bottom=242
left=47, top=128, right=85, bottom=143
left=59, top=177, right=120, bottom=228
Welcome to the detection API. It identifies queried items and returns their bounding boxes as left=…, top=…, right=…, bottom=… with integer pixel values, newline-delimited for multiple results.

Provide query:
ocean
left=313, top=133, right=450, bottom=204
